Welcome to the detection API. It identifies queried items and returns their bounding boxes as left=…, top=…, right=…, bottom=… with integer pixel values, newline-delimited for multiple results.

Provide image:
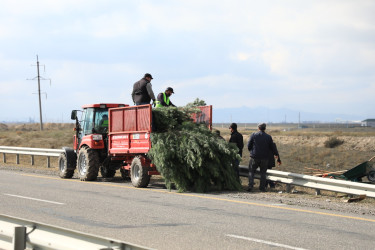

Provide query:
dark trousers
left=233, top=159, right=240, bottom=180
left=248, top=158, right=269, bottom=190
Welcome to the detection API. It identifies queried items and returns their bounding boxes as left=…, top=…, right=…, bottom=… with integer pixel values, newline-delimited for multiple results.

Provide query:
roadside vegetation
left=1, top=122, right=375, bottom=181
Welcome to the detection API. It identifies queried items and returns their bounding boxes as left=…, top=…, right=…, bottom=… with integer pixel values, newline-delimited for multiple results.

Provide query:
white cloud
left=1, top=0, right=375, bottom=121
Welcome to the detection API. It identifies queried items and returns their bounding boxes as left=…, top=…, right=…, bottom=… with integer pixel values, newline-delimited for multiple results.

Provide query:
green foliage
left=186, top=98, right=207, bottom=107
left=324, top=136, right=344, bottom=148
left=148, top=107, right=241, bottom=192
left=152, top=107, right=194, bottom=132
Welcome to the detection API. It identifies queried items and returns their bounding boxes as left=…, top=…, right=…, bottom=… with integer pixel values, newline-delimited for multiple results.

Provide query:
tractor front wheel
left=77, top=146, right=100, bottom=181
left=58, top=153, right=75, bottom=179
left=131, top=157, right=150, bottom=188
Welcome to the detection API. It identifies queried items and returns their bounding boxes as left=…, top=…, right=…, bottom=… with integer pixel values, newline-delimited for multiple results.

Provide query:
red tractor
left=58, top=103, right=129, bottom=181
left=58, top=103, right=212, bottom=188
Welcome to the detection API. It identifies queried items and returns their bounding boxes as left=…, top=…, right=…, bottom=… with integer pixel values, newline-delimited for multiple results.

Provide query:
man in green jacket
left=155, top=87, right=176, bottom=108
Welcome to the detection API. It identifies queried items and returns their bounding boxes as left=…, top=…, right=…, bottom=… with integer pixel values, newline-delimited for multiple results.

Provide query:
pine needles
left=148, top=107, right=241, bottom=192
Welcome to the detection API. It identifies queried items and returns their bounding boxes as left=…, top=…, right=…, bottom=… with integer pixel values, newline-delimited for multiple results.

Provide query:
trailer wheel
left=368, top=170, right=375, bottom=183
left=131, top=157, right=150, bottom=188
left=58, top=153, right=75, bottom=178
left=77, top=146, right=100, bottom=181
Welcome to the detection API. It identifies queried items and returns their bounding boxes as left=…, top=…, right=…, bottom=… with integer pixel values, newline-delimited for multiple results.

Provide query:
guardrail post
left=12, top=226, right=26, bottom=250
left=47, top=156, right=50, bottom=168
left=3, top=153, right=5, bottom=163
left=16, top=154, right=20, bottom=164
left=286, top=184, right=292, bottom=193
left=31, top=155, right=34, bottom=165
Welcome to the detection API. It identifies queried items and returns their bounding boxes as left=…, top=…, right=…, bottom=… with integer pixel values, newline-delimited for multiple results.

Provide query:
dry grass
left=216, top=126, right=375, bottom=176
left=1, top=123, right=375, bottom=178
left=0, top=123, right=74, bottom=168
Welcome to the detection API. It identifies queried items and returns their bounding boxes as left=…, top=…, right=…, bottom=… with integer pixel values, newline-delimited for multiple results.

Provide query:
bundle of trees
left=148, top=101, right=241, bottom=192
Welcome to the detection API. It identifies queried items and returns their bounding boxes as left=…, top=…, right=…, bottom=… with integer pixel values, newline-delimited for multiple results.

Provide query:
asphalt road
left=1, top=170, right=374, bottom=249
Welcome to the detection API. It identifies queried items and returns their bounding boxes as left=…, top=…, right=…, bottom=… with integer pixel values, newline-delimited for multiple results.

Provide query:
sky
left=1, top=0, right=375, bottom=123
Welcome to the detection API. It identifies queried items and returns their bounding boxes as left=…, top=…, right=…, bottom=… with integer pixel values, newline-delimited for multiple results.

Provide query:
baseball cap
left=144, top=73, right=153, bottom=79
left=166, top=87, right=174, bottom=93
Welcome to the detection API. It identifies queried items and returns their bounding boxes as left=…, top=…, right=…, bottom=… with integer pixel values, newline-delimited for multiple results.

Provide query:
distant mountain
left=212, top=106, right=364, bottom=123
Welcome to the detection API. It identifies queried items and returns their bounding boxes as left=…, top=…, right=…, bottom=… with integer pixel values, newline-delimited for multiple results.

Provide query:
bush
left=324, top=137, right=344, bottom=148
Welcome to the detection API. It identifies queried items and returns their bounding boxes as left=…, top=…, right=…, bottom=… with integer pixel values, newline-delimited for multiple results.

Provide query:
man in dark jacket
left=247, top=123, right=277, bottom=192
left=132, top=73, right=156, bottom=105
left=229, top=123, right=244, bottom=179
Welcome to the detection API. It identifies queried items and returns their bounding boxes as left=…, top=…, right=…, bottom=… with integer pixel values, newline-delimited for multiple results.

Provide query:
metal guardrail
left=0, top=214, right=150, bottom=250
left=239, top=165, right=375, bottom=198
left=1, top=146, right=374, bottom=198
left=0, top=146, right=64, bottom=168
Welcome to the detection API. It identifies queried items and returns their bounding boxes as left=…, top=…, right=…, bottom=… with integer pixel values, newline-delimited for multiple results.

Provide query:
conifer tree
left=149, top=106, right=241, bottom=192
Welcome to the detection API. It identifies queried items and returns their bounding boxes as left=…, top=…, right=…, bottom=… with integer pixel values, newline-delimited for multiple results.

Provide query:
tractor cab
left=71, top=103, right=127, bottom=151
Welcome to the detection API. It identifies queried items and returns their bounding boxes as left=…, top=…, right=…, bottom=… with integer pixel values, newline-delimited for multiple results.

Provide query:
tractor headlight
left=92, top=134, right=103, bottom=141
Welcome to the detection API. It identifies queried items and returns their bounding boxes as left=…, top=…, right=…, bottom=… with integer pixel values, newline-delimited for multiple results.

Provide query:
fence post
left=31, top=155, right=34, bottom=165
left=16, top=154, right=20, bottom=164
left=47, top=156, right=50, bottom=168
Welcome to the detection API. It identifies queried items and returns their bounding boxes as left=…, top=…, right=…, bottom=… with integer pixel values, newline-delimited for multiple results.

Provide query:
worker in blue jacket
left=247, top=123, right=278, bottom=192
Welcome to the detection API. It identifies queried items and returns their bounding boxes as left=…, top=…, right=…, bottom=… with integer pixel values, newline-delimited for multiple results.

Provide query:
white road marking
left=4, top=194, right=65, bottom=205
left=226, top=234, right=308, bottom=250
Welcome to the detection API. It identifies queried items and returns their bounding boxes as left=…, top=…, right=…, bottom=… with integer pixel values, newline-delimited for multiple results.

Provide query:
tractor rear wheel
left=131, top=157, right=150, bottom=188
left=368, top=170, right=375, bottom=183
left=77, top=146, right=100, bottom=181
left=58, top=153, right=75, bottom=178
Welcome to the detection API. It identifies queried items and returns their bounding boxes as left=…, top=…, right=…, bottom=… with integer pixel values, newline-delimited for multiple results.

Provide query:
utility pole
left=27, top=55, right=51, bottom=131
left=36, top=56, right=43, bottom=130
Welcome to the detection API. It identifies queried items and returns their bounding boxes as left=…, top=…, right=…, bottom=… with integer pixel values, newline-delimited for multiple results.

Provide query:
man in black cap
left=229, top=123, right=244, bottom=180
left=132, top=73, right=156, bottom=106
left=155, top=87, right=176, bottom=108
left=247, top=123, right=277, bottom=192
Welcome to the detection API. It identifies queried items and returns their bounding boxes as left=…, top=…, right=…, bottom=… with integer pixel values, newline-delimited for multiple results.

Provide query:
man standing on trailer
left=155, top=87, right=176, bottom=108
left=132, top=73, right=156, bottom=106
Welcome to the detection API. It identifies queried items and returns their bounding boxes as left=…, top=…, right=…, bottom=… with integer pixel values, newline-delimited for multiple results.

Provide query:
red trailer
left=58, top=103, right=212, bottom=188
left=107, top=104, right=212, bottom=187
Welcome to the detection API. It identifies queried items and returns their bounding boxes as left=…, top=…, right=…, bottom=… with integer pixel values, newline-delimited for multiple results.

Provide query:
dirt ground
left=275, top=135, right=375, bottom=151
